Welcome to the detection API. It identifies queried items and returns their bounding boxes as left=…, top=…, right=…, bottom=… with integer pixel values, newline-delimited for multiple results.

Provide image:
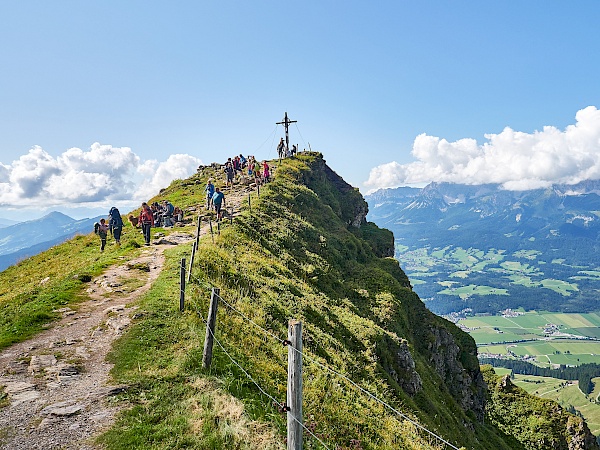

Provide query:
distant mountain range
left=0, top=218, right=20, bottom=228
left=366, top=180, right=600, bottom=315
left=0, top=212, right=103, bottom=272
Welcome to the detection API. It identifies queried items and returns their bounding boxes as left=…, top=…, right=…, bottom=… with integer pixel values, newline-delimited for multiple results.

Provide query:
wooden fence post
left=287, top=320, right=303, bottom=450
left=179, top=258, right=186, bottom=312
left=195, top=215, right=202, bottom=248
left=248, top=193, right=251, bottom=213
left=209, top=219, right=214, bottom=244
left=202, top=287, right=220, bottom=369
left=187, top=242, right=196, bottom=283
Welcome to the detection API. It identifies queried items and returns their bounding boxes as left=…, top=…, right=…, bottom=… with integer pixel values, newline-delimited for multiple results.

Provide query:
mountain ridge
left=0, top=153, right=597, bottom=449
left=0, top=211, right=104, bottom=272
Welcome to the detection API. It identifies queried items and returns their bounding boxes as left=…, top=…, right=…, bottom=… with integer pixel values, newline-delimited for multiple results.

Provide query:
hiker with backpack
left=138, top=202, right=154, bottom=246
left=262, top=160, right=270, bottom=183
left=94, top=218, right=109, bottom=252
left=108, top=207, right=124, bottom=245
left=212, top=187, right=225, bottom=221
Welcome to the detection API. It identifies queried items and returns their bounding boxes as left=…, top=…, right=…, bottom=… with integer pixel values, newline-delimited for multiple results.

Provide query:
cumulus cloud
left=0, top=143, right=202, bottom=211
left=135, top=154, right=204, bottom=200
left=365, top=106, right=600, bottom=192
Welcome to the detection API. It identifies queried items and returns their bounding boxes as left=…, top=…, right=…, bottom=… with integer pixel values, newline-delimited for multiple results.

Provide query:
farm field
left=470, top=311, right=600, bottom=437
left=390, top=240, right=600, bottom=315
left=460, top=311, right=600, bottom=366
left=511, top=374, right=600, bottom=436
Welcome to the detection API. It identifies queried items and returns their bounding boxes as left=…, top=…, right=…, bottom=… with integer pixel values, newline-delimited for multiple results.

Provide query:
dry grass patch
left=188, top=378, right=283, bottom=450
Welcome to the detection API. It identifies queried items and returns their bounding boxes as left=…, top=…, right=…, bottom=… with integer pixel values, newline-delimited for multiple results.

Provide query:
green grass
left=438, top=284, right=509, bottom=299
left=0, top=231, right=146, bottom=349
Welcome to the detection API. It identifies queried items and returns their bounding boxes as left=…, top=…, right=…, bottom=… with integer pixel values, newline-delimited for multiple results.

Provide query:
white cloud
left=365, top=106, right=600, bottom=192
left=134, top=154, right=204, bottom=200
left=0, top=143, right=202, bottom=213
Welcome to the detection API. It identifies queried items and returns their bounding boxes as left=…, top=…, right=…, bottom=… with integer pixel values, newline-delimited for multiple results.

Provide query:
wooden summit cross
left=276, top=112, right=297, bottom=155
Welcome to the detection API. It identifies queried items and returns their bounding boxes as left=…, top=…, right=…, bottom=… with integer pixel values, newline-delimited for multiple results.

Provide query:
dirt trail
left=0, top=181, right=260, bottom=450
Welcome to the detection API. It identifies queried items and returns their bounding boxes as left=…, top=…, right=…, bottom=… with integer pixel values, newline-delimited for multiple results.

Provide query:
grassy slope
left=0, top=232, right=145, bottom=349
left=101, top=154, right=518, bottom=449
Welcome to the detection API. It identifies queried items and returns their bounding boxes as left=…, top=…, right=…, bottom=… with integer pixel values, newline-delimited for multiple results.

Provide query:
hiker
left=277, top=138, right=285, bottom=159
left=151, top=202, right=160, bottom=227
left=95, top=218, right=109, bottom=252
left=108, top=206, right=123, bottom=245
left=162, top=200, right=175, bottom=227
left=233, top=156, right=242, bottom=174
left=138, top=202, right=153, bottom=246
left=212, top=187, right=225, bottom=220
left=224, top=161, right=235, bottom=190
left=262, top=161, right=270, bottom=183
left=291, top=144, right=297, bottom=156
left=205, top=178, right=215, bottom=210
left=173, top=206, right=183, bottom=222
left=239, top=154, right=247, bottom=168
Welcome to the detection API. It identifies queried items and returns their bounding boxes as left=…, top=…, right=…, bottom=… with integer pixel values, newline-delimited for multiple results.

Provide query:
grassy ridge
left=483, top=366, right=597, bottom=450
left=101, top=154, right=521, bottom=449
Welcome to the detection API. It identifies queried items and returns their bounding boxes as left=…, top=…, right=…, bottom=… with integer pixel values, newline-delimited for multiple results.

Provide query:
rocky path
left=0, top=242, right=178, bottom=450
left=0, top=180, right=261, bottom=449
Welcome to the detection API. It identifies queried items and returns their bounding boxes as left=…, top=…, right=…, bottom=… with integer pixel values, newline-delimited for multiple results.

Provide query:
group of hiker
left=94, top=146, right=285, bottom=251
left=94, top=200, right=184, bottom=250
left=222, top=154, right=271, bottom=190
left=94, top=207, right=124, bottom=251
left=137, top=200, right=182, bottom=246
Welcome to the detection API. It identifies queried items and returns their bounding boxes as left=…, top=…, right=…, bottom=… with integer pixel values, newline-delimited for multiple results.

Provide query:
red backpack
left=140, top=208, right=153, bottom=224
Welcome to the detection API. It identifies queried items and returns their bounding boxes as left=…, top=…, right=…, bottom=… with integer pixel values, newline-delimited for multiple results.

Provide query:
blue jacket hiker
left=212, top=187, right=225, bottom=220
left=205, top=179, right=215, bottom=210
left=108, top=207, right=123, bottom=245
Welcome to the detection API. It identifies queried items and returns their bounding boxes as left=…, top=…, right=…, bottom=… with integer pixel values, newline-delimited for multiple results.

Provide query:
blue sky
left=1, top=1, right=600, bottom=221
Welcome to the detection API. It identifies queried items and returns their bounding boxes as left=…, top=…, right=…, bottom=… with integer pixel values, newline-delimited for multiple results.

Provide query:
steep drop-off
left=114, top=152, right=593, bottom=449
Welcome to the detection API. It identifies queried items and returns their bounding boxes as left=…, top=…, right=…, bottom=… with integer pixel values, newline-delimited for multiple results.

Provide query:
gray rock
left=40, top=401, right=83, bottom=417
left=29, top=354, right=57, bottom=373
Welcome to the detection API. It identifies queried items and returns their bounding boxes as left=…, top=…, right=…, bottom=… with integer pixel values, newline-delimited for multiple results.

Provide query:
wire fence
left=176, top=166, right=461, bottom=450
left=183, top=271, right=460, bottom=450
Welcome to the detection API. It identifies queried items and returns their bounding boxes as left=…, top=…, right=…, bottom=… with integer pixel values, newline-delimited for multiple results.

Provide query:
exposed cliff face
left=427, top=326, right=486, bottom=421
left=377, top=335, right=423, bottom=396
left=567, top=416, right=599, bottom=450
left=303, top=156, right=369, bottom=228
